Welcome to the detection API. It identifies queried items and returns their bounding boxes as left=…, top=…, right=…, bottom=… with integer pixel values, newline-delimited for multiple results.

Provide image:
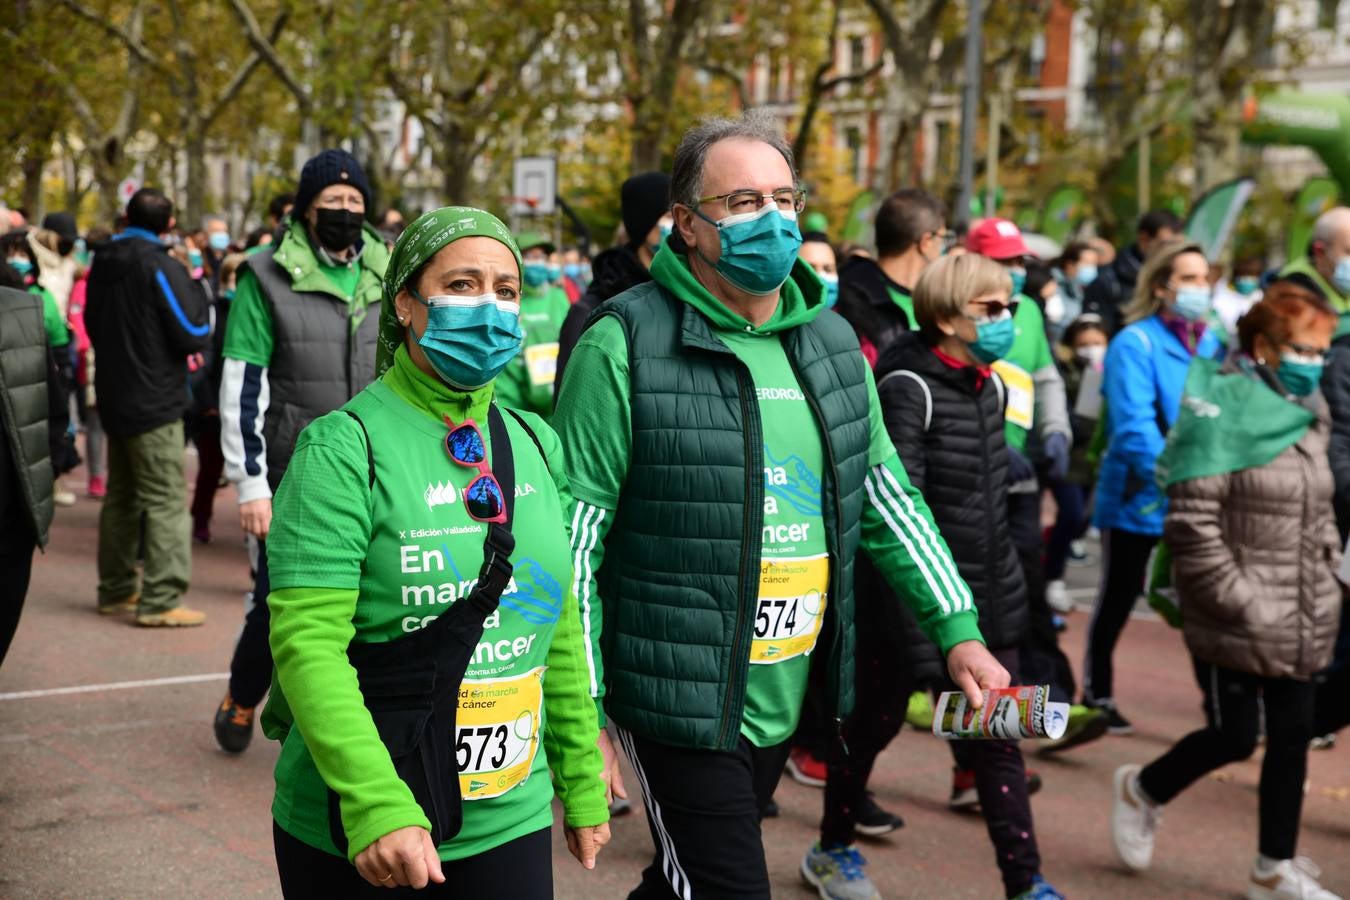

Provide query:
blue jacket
left=1092, top=314, right=1221, bottom=535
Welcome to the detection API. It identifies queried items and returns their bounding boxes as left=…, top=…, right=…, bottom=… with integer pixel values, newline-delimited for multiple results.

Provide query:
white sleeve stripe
left=220, top=357, right=270, bottom=489
left=876, top=463, right=973, bottom=610
left=869, top=466, right=969, bottom=613
left=864, top=473, right=952, bottom=616
left=570, top=502, right=606, bottom=698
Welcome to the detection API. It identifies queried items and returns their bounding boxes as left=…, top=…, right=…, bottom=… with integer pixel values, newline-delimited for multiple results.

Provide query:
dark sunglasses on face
left=443, top=417, right=507, bottom=524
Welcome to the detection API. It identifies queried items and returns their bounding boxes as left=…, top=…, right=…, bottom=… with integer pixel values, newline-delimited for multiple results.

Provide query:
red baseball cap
left=966, top=218, right=1030, bottom=261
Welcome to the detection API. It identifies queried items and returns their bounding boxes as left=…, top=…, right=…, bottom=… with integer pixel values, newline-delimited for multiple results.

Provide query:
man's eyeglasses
left=443, top=417, right=506, bottom=524
left=698, top=188, right=807, bottom=217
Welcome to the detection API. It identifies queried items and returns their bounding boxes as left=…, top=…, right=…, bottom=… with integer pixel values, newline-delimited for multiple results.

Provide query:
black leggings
left=1138, top=659, right=1315, bottom=860
left=1083, top=527, right=1157, bottom=702
left=273, top=821, right=552, bottom=898
left=228, top=537, right=274, bottom=708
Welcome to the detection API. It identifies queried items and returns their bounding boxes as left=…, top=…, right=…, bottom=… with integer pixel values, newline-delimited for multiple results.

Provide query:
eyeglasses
left=1284, top=341, right=1330, bottom=361
left=443, top=417, right=507, bottom=524
left=697, top=188, right=807, bottom=217
left=966, top=298, right=1016, bottom=322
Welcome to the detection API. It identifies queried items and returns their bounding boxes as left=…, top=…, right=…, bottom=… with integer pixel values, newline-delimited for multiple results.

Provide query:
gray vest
left=0, top=287, right=54, bottom=546
left=243, top=252, right=380, bottom=491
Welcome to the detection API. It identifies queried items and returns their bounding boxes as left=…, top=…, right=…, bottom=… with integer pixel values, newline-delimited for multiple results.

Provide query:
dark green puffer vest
left=594, top=282, right=871, bottom=750
left=0, top=287, right=55, bottom=547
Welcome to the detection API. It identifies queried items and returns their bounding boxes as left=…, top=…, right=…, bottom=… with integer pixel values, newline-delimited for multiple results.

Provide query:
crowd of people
left=1, top=108, right=1348, bottom=900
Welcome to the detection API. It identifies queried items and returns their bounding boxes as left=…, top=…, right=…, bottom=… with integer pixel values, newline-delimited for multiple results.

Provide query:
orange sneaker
left=135, top=606, right=206, bottom=627
left=98, top=594, right=140, bottom=615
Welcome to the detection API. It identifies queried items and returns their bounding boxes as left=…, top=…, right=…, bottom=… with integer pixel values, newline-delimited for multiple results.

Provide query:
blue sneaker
left=801, top=843, right=881, bottom=900
left=1012, top=874, right=1065, bottom=899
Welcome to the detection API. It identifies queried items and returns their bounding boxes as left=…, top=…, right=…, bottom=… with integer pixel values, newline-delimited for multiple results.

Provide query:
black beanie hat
left=294, top=149, right=372, bottom=219
left=41, top=212, right=79, bottom=242
left=621, top=172, right=671, bottom=248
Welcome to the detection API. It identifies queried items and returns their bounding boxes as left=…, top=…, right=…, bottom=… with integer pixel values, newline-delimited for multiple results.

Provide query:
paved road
left=2, top=467, right=1347, bottom=898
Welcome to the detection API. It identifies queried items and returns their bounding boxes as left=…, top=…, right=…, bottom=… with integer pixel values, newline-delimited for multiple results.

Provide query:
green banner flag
left=841, top=190, right=877, bottom=244
left=1155, top=357, right=1313, bottom=490
left=1039, top=185, right=1086, bottom=246
left=1286, top=176, right=1341, bottom=263
left=1242, top=92, right=1350, bottom=194
left=1184, top=177, right=1256, bottom=262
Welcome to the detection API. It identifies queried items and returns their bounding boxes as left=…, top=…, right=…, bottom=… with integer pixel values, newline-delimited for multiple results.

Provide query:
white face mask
left=1043, top=291, right=1066, bottom=324
left=1075, top=344, right=1107, bottom=368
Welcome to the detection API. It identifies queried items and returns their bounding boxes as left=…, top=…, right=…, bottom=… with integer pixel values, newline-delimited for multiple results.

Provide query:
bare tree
left=792, top=0, right=885, bottom=176
left=625, top=0, right=714, bottom=172
left=59, top=0, right=285, bottom=224
left=863, top=0, right=952, bottom=188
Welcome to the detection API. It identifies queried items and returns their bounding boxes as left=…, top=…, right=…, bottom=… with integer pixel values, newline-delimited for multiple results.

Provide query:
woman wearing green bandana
left=1111, top=281, right=1344, bottom=900
left=263, top=207, right=609, bottom=896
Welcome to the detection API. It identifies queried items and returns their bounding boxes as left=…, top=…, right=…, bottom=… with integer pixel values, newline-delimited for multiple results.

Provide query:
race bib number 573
left=750, top=553, right=828, bottom=664
left=456, top=666, right=546, bottom=801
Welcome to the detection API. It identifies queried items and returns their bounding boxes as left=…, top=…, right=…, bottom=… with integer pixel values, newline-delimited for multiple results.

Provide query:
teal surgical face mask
left=1234, top=275, right=1260, bottom=296
left=1277, top=351, right=1324, bottom=397
left=969, top=309, right=1016, bottom=364
left=408, top=287, right=524, bottom=389
left=1334, top=256, right=1350, bottom=295
left=1171, top=284, right=1212, bottom=322
left=695, top=203, right=803, bottom=296
left=1008, top=266, right=1027, bottom=297
left=820, top=272, right=839, bottom=308
left=522, top=261, right=551, bottom=288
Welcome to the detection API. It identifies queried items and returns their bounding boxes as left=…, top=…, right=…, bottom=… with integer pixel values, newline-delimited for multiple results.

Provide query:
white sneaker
left=1046, top=580, right=1074, bottom=613
left=1111, top=764, right=1160, bottom=872
left=1248, top=856, right=1342, bottom=900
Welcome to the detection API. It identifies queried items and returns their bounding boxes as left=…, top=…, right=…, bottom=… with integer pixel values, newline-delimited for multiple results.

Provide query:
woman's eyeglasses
left=443, top=417, right=506, bottom=524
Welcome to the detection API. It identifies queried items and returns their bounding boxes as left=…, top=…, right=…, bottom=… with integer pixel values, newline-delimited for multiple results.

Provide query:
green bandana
left=1155, top=356, right=1315, bottom=490
left=377, top=207, right=523, bottom=375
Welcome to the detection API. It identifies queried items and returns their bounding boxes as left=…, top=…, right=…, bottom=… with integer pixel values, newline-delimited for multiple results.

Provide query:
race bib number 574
left=750, top=553, right=828, bottom=664
left=456, top=666, right=546, bottom=801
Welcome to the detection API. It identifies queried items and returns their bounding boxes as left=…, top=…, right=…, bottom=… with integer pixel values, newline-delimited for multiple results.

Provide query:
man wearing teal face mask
left=495, top=232, right=571, bottom=418
left=553, top=110, right=1006, bottom=899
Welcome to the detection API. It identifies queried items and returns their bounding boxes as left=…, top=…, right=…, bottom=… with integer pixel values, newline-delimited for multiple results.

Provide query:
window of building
left=849, top=36, right=866, bottom=74
left=1318, top=0, right=1340, bottom=31
left=1027, top=32, right=1046, bottom=80
left=845, top=126, right=864, bottom=184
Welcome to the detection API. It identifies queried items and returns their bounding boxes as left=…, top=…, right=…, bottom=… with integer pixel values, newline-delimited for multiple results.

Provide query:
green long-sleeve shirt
left=264, top=346, right=607, bottom=862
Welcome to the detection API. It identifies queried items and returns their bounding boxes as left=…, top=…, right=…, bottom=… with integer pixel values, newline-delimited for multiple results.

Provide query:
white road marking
left=0, top=672, right=229, bottom=702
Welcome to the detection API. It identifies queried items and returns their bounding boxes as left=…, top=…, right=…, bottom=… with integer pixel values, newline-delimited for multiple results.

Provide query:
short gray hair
left=1312, top=206, right=1350, bottom=247
left=670, top=109, right=796, bottom=210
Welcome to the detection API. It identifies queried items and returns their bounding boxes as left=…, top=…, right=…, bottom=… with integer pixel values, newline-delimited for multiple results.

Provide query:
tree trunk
left=184, top=124, right=208, bottom=228
left=21, top=149, right=45, bottom=222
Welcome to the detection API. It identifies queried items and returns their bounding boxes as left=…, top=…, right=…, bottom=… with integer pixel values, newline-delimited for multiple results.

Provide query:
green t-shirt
left=33, top=286, right=68, bottom=348
left=995, top=295, right=1053, bottom=452
left=713, top=327, right=829, bottom=746
left=266, top=347, right=605, bottom=861
left=887, top=285, right=914, bottom=328
left=494, top=285, right=571, bottom=418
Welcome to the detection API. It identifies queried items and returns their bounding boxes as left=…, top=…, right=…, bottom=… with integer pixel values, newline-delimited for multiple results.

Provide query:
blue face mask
left=1334, top=256, right=1350, bottom=296
left=7, top=258, right=33, bottom=276
left=1234, top=276, right=1260, bottom=296
left=695, top=203, right=803, bottom=296
left=223, top=288, right=236, bottom=301
left=522, top=262, right=552, bottom=288
left=208, top=232, right=231, bottom=252
left=970, top=311, right=1016, bottom=364
left=188, top=249, right=203, bottom=268
left=1008, top=266, right=1027, bottom=297
left=1075, top=264, right=1098, bottom=287
left=1277, top=351, right=1324, bottom=397
left=563, top=263, right=582, bottom=279
left=409, top=288, right=524, bottom=389
left=547, top=263, right=562, bottom=282
left=1171, top=284, right=1212, bottom=322
left=821, top=273, right=839, bottom=309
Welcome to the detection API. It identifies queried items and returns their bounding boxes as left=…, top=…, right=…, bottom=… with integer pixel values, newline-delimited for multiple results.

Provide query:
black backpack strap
left=342, top=410, right=376, bottom=488
left=502, top=406, right=552, bottom=476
